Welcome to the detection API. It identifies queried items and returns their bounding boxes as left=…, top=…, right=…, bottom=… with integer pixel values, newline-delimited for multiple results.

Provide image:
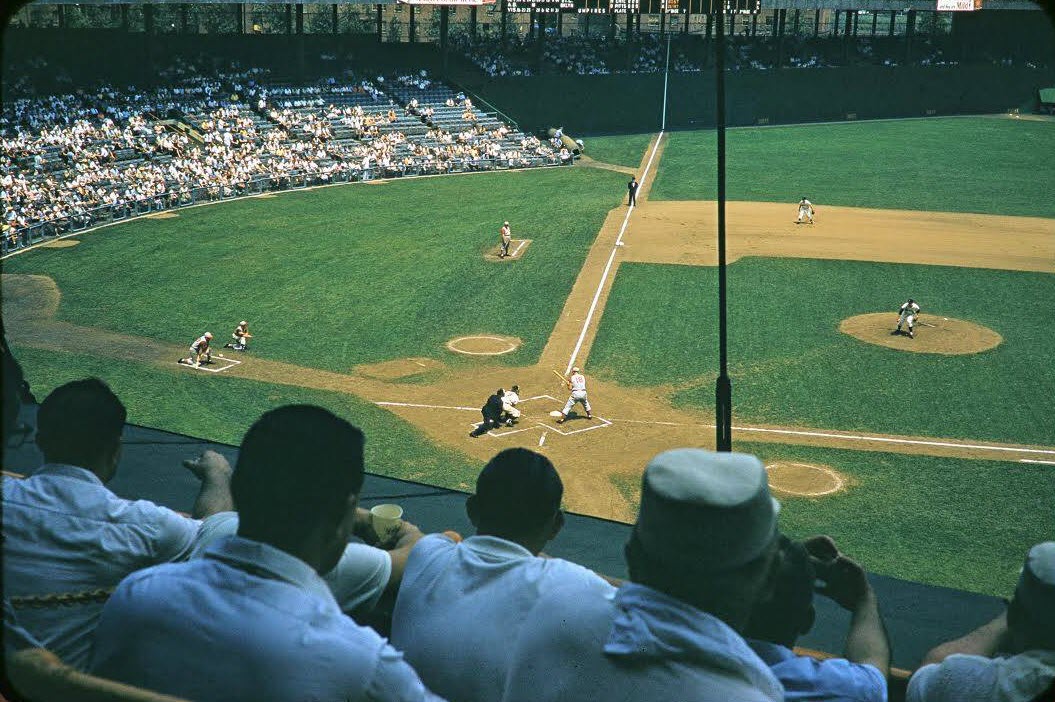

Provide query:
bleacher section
left=1, top=68, right=566, bottom=255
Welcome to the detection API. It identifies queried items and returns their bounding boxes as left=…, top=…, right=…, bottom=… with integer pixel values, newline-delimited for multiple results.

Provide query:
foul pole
left=715, top=5, right=732, bottom=452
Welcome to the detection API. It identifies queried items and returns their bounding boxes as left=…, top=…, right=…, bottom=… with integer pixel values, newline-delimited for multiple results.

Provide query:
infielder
left=796, top=197, right=815, bottom=225
left=179, top=332, right=213, bottom=368
left=896, top=299, right=921, bottom=339
left=499, top=221, right=512, bottom=258
left=557, top=367, right=591, bottom=424
left=501, top=384, right=522, bottom=426
left=224, top=321, right=251, bottom=351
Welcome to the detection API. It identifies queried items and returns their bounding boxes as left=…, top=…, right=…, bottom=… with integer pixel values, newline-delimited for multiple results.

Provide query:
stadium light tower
left=714, top=0, right=732, bottom=452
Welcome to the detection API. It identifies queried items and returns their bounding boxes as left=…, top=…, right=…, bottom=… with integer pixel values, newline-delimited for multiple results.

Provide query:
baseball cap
left=633, top=449, right=780, bottom=572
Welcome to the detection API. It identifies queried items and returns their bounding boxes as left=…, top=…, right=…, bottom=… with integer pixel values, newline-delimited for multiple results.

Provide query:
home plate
left=548, top=410, right=563, bottom=417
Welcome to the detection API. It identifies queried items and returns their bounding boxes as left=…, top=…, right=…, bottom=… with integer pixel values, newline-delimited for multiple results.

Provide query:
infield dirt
left=5, top=133, right=1055, bottom=521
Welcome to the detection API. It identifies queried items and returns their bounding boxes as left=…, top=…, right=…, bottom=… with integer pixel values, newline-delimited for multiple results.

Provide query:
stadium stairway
left=2, top=404, right=1004, bottom=673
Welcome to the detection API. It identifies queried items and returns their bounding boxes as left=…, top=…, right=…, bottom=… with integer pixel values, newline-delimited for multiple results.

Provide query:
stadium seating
left=1, top=65, right=563, bottom=255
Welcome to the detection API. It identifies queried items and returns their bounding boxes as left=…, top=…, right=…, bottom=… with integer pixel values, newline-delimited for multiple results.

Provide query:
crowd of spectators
left=1, top=61, right=562, bottom=254
left=3, top=361, right=1054, bottom=702
left=450, top=30, right=1044, bottom=77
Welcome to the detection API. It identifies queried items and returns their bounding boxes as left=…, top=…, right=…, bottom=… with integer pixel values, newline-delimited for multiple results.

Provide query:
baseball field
left=4, top=115, right=1054, bottom=597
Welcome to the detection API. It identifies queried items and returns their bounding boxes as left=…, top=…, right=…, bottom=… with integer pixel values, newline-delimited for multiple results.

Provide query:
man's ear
left=546, top=510, right=564, bottom=541
left=800, top=605, right=817, bottom=638
left=466, top=494, right=480, bottom=528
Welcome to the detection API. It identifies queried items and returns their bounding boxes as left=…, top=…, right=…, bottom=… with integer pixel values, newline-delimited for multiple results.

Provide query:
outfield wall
left=467, top=64, right=1055, bottom=133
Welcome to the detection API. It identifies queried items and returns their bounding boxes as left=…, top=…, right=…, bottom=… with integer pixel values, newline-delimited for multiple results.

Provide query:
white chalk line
left=446, top=335, right=519, bottom=356
left=565, top=131, right=665, bottom=377
left=378, top=401, right=478, bottom=411
left=178, top=356, right=242, bottom=374
left=766, top=461, right=845, bottom=497
left=375, top=401, right=1054, bottom=457
left=1020, top=459, right=1055, bottom=465
left=512, top=240, right=527, bottom=257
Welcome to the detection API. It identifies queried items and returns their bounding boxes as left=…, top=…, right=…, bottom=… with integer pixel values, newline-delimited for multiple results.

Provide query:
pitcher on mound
left=557, top=367, right=592, bottom=423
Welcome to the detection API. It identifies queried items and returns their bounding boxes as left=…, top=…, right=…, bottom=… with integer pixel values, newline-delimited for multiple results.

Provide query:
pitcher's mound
left=840, top=313, right=1002, bottom=355
left=40, top=239, right=80, bottom=249
left=766, top=461, right=848, bottom=497
left=356, top=357, right=443, bottom=379
left=446, top=335, right=522, bottom=356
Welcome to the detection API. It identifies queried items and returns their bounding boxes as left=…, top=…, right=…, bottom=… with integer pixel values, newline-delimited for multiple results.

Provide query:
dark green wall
left=468, top=65, right=1055, bottom=134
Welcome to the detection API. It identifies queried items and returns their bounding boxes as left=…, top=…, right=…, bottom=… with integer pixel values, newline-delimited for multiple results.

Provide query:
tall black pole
left=715, top=4, right=732, bottom=452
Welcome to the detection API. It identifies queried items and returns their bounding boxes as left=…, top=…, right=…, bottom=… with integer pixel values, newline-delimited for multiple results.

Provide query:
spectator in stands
left=89, top=405, right=444, bottom=702
left=2, top=378, right=234, bottom=670
left=744, top=536, right=889, bottom=701
left=390, top=448, right=618, bottom=702
left=501, top=449, right=785, bottom=701
left=907, top=541, right=1055, bottom=702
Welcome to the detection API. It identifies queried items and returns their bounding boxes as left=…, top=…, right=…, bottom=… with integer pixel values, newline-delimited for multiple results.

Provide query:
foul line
left=565, top=131, right=665, bottom=377
left=1021, top=459, right=1055, bottom=465
left=377, top=401, right=478, bottom=411
left=606, top=416, right=1055, bottom=456
left=512, top=240, right=527, bottom=257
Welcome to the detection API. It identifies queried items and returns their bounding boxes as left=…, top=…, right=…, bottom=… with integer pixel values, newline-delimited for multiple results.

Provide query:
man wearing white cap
left=499, top=221, right=512, bottom=258
left=179, top=332, right=213, bottom=368
left=907, top=542, right=1055, bottom=702
left=556, top=367, right=591, bottom=424
left=501, top=448, right=785, bottom=702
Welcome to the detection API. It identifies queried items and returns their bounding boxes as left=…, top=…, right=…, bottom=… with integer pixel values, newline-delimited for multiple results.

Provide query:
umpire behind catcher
left=470, top=389, right=505, bottom=438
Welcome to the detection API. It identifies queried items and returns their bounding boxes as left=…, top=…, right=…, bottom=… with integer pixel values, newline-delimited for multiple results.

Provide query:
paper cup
left=370, top=504, right=404, bottom=540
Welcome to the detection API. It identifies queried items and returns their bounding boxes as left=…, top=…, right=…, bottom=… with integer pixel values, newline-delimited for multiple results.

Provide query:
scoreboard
left=505, top=0, right=759, bottom=13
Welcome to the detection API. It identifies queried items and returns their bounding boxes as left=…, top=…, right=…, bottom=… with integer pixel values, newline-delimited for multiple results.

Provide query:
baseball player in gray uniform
left=557, top=367, right=592, bottom=424
left=896, top=299, right=921, bottom=339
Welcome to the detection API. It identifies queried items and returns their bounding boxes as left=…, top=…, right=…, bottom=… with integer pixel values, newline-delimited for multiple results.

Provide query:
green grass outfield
left=3, top=167, right=624, bottom=372
left=583, top=133, right=655, bottom=169
left=589, top=259, right=1055, bottom=445
left=612, top=441, right=1055, bottom=597
left=10, top=346, right=482, bottom=491
left=649, top=117, right=1055, bottom=217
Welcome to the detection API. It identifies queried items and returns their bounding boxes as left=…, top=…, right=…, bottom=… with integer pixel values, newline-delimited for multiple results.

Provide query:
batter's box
left=470, top=394, right=612, bottom=438
left=177, top=356, right=242, bottom=374
left=484, top=239, right=533, bottom=262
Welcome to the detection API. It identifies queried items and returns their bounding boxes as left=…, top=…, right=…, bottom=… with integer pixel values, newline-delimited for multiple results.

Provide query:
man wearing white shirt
left=501, top=449, right=786, bottom=702
left=391, top=448, right=618, bottom=702
left=3, top=378, right=233, bottom=670
left=91, top=405, right=444, bottom=702
left=907, top=542, right=1055, bottom=702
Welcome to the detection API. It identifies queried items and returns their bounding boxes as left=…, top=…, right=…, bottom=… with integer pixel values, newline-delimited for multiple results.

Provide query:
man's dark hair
left=36, top=378, right=126, bottom=468
left=744, top=536, right=816, bottom=647
left=473, top=448, right=562, bottom=538
left=232, top=405, right=364, bottom=552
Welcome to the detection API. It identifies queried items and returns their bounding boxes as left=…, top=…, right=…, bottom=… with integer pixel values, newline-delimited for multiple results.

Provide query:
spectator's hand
left=182, top=449, right=232, bottom=482
left=809, top=542, right=872, bottom=611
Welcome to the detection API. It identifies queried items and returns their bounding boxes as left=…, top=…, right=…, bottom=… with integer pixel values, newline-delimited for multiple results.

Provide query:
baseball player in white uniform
left=501, top=384, right=522, bottom=426
left=796, top=197, right=815, bottom=225
left=224, top=321, right=251, bottom=351
left=179, top=332, right=213, bottom=368
left=557, top=367, right=592, bottom=424
left=499, top=221, right=512, bottom=258
left=896, top=299, right=921, bottom=339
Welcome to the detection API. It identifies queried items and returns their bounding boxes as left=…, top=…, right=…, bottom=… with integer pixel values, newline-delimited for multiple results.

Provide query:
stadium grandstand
left=3, top=0, right=1055, bottom=700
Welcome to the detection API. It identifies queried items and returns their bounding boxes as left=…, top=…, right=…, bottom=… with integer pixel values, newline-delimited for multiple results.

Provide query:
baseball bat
left=552, top=369, right=570, bottom=385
